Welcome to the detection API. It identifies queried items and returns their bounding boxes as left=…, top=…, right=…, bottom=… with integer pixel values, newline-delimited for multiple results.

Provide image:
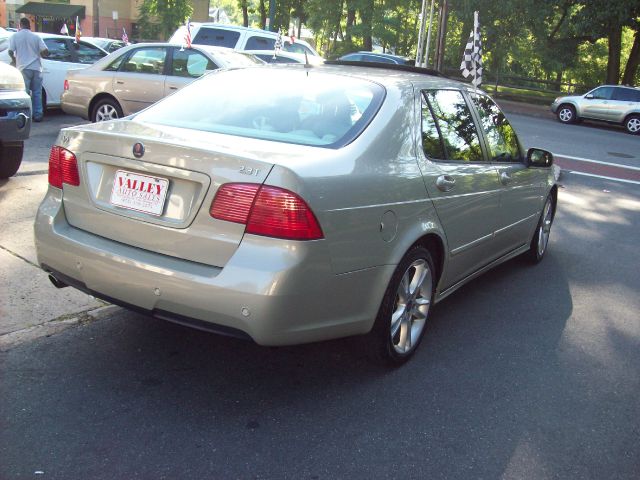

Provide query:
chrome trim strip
left=494, top=213, right=537, bottom=235
left=450, top=233, right=493, bottom=256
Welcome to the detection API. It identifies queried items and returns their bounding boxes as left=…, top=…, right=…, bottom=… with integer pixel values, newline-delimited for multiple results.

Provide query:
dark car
left=338, top=51, right=414, bottom=65
left=0, top=61, right=31, bottom=178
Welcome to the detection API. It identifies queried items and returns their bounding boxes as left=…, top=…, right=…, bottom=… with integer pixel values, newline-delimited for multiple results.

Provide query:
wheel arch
left=89, top=93, right=122, bottom=119
left=407, top=232, right=446, bottom=289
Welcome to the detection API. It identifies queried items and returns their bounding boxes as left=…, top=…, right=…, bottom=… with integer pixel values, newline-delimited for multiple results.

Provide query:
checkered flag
left=460, top=11, right=482, bottom=87
left=273, top=32, right=283, bottom=59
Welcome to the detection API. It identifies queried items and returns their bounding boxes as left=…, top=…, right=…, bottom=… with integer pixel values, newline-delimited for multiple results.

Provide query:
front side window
left=171, top=49, right=216, bottom=78
left=76, top=41, right=107, bottom=64
left=44, top=39, right=72, bottom=62
left=135, top=69, right=385, bottom=148
left=421, top=89, right=483, bottom=162
left=193, top=28, right=240, bottom=48
left=284, top=42, right=313, bottom=56
left=471, top=94, right=522, bottom=163
left=589, top=87, right=613, bottom=100
left=122, top=47, right=167, bottom=74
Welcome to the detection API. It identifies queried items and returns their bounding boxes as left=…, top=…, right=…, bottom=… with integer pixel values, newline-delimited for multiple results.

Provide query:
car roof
left=244, top=50, right=324, bottom=64
left=188, top=23, right=279, bottom=37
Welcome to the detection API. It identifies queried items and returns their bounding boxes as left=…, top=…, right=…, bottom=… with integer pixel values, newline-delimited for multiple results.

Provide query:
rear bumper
left=35, top=188, right=391, bottom=346
left=60, top=92, right=90, bottom=119
left=0, top=91, right=32, bottom=142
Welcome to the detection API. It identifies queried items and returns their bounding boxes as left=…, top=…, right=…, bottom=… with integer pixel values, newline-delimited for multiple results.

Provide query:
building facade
left=8, top=0, right=209, bottom=40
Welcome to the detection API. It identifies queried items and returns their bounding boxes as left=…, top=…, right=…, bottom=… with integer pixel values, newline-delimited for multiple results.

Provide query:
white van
left=169, top=23, right=320, bottom=57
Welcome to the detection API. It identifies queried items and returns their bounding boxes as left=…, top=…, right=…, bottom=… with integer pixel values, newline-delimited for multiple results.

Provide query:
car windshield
left=210, top=49, right=264, bottom=67
left=134, top=67, right=385, bottom=148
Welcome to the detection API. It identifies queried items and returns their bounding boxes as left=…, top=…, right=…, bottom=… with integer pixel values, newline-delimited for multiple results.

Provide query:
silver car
left=35, top=64, right=557, bottom=365
left=551, top=84, right=640, bottom=134
left=61, top=42, right=263, bottom=122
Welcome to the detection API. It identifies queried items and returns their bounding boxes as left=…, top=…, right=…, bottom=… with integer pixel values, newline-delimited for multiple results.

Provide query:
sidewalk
left=496, top=99, right=554, bottom=120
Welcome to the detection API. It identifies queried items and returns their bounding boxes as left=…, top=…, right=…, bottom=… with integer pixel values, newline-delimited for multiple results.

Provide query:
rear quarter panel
left=265, top=82, right=443, bottom=275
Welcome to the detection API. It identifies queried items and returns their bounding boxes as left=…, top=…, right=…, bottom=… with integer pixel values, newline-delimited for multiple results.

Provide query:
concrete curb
left=0, top=304, right=119, bottom=351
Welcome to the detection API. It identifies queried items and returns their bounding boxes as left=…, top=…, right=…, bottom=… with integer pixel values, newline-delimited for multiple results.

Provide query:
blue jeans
left=21, top=68, right=44, bottom=118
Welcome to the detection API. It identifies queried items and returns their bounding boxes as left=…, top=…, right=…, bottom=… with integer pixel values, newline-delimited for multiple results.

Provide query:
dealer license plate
left=110, top=170, right=169, bottom=216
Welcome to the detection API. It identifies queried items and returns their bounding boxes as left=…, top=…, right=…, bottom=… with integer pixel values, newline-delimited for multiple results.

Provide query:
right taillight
left=48, top=146, right=80, bottom=189
left=210, top=183, right=323, bottom=241
left=63, top=79, right=69, bottom=91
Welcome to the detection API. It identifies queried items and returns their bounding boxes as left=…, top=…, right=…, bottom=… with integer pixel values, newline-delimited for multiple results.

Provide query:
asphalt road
left=1, top=109, right=639, bottom=479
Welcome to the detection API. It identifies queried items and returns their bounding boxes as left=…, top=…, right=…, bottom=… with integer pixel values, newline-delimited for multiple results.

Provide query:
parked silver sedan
left=551, top=84, right=640, bottom=134
left=35, top=63, right=557, bottom=365
left=61, top=43, right=263, bottom=122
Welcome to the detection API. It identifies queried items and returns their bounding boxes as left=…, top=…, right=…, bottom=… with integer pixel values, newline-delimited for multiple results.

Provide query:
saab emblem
left=133, top=142, right=145, bottom=158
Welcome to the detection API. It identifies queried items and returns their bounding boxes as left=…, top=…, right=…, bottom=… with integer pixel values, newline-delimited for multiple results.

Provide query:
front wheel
left=557, top=104, right=577, bottom=124
left=528, top=195, right=554, bottom=263
left=92, top=98, right=123, bottom=123
left=624, top=114, right=640, bottom=135
left=368, top=246, right=435, bottom=365
left=0, top=142, right=24, bottom=179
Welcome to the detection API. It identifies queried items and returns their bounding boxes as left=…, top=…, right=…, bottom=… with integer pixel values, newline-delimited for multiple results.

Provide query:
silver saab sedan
left=35, top=63, right=557, bottom=365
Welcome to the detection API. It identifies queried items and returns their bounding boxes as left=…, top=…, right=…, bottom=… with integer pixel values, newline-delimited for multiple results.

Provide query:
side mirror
left=527, top=148, right=553, bottom=168
left=585, top=94, right=594, bottom=99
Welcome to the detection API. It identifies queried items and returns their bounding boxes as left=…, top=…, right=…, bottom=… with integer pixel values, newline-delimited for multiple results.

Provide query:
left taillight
left=63, top=79, right=69, bottom=91
left=48, top=146, right=80, bottom=189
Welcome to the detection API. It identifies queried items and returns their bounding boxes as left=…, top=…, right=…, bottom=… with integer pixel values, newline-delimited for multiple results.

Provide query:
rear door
left=469, top=92, right=543, bottom=255
left=164, top=47, right=218, bottom=96
left=610, top=87, right=640, bottom=123
left=42, top=38, right=78, bottom=106
left=113, top=46, right=168, bottom=114
left=418, top=88, right=502, bottom=287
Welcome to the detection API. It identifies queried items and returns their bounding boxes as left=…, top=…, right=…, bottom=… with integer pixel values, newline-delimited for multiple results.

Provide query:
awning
left=16, top=2, right=85, bottom=19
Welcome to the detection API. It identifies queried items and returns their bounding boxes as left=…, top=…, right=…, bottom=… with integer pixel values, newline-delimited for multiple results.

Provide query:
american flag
left=122, top=28, right=129, bottom=45
left=460, top=11, right=482, bottom=87
left=74, top=16, right=81, bottom=44
left=184, top=19, right=192, bottom=49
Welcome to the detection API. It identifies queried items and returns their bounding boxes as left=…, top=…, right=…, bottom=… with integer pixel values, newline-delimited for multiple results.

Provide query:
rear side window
left=245, top=35, right=275, bottom=50
left=171, top=48, right=216, bottom=78
left=421, top=90, right=483, bottom=162
left=612, top=87, right=640, bottom=102
left=76, top=41, right=107, bottom=64
left=44, top=39, right=72, bottom=62
left=193, top=28, right=240, bottom=48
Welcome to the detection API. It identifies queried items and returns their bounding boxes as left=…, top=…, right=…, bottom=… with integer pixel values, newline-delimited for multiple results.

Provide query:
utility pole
left=268, top=0, right=276, bottom=31
left=434, top=0, right=449, bottom=72
left=92, top=0, right=99, bottom=36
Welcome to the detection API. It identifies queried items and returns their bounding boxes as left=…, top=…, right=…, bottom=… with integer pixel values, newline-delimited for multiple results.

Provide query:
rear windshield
left=134, top=67, right=385, bottom=148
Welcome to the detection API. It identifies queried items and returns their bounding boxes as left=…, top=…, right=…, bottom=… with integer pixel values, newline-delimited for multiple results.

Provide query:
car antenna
left=304, top=51, right=311, bottom=69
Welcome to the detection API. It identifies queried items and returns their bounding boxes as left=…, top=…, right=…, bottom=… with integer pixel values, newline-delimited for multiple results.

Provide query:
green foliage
left=137, top=0, right=194, bottom=41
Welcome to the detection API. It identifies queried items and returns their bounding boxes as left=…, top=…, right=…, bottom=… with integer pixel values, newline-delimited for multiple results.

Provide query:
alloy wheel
left=537, top=198, right=553, bottom=257
left=390, top=259, right=433, bottom=354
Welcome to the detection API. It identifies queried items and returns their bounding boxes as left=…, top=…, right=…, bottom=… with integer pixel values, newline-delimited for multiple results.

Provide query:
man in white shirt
left=8, top=17, right=49, bottom=122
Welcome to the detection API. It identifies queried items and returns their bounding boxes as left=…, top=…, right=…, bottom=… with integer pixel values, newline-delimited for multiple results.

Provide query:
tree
left=137, top=0, right=193, bottom=40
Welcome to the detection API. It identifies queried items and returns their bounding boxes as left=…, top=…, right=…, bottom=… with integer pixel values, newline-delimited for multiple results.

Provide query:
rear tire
left=527, top=194, right=554, bottom=263
left=557, top=104, right=577, bottom=124
left=367, top=246, right=435, bottom=366
left=92, top=98, right=123, bottom=123
left=0, top=142, right=24, bottom=179
left=624, top=114, right=640, bottom=135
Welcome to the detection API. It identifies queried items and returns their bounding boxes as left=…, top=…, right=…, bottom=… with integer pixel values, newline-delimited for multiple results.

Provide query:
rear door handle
left=436, top=175, right=456, bottom=192
left=500, top=172, right=512, bottom=185
left=169, top=86, right=178, bottom=90
left=116, top=80, right=124, bottom=84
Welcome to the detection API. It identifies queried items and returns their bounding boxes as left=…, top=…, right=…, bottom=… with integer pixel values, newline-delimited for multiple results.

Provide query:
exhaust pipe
left=48, top=274, right=69, bottom=289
